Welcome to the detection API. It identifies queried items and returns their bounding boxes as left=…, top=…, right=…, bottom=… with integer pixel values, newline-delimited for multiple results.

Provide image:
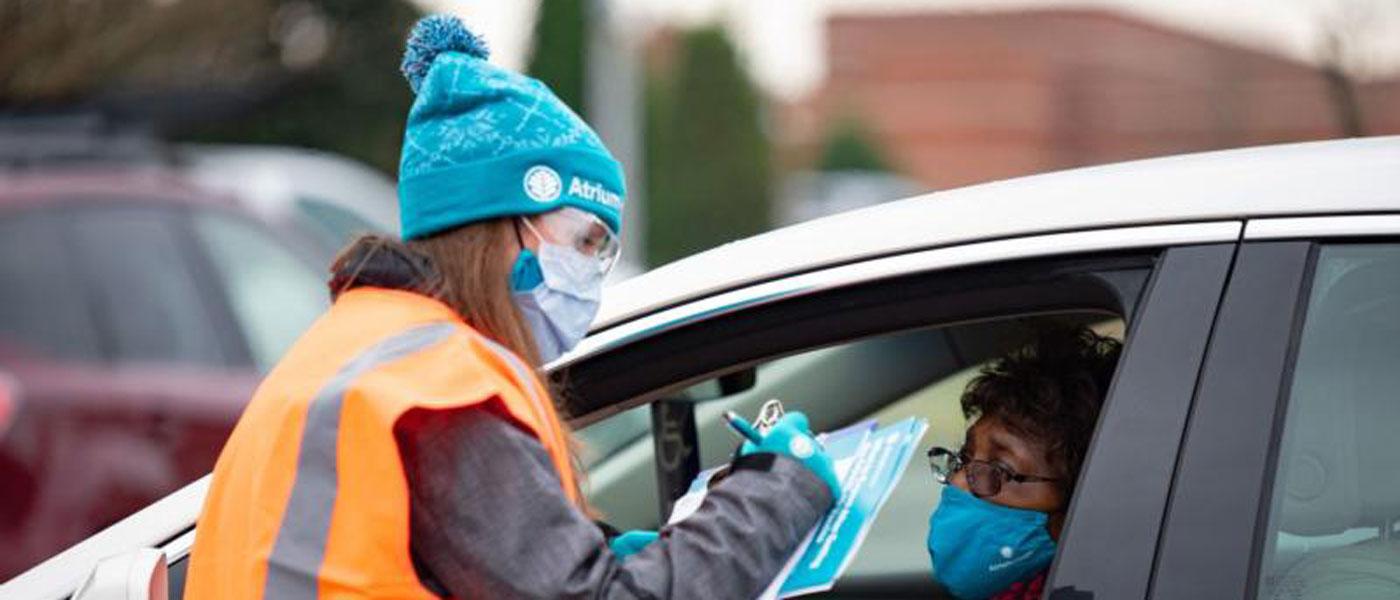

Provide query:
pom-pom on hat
left=396, top=15, right=625, bottom=240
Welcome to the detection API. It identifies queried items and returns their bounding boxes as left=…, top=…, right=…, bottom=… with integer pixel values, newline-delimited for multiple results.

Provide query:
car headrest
left=1277, top=256, right=1400, bottom=536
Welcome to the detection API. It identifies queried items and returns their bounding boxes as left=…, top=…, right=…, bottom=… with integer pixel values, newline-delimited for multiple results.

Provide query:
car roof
left=177, top=144, right=400, bottom=233
left=596, top=136, right=1400, bottom=330
left=0, top=166, right=234, bottom=210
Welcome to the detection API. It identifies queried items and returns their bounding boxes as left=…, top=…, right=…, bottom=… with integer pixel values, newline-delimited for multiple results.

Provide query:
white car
left=6, top=137, right=1400, bottom=600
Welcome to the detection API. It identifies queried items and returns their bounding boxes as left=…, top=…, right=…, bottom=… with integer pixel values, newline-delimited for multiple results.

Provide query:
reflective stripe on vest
left=188, top=288, right=580, bottom=599
left=264, top=322, right=456, bottom=599
left=473, top=333, right=563, bottom=455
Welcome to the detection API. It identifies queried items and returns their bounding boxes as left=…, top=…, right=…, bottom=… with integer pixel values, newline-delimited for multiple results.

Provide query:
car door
left=64, top=202, right=264, bottom=515
left=0, top=206, right=106, bottom=580
left=12, top=220, right=1236, bottom=600
left=1148, top=215, right=1400, bottom=600
left=558, top=222, right=1240, bottom=598
left=0, top=201, right=263, bottom=580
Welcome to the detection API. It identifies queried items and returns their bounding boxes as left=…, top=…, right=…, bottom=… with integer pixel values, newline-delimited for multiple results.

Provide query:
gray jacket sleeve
left=395, top=406, right=834, bottom=600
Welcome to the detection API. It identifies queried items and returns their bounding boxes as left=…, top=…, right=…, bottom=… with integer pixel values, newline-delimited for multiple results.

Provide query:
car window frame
left=559, top=252, right=1153, bottom=427
left=1149, top=223, right=1400, bottom=600
left=1048, top=242, right=1239, bottom=599
left=59, top=200, right=244, bottom=368
left=1147, top=240, right=1318, bottom=600
left=556, top=243, right=1227, bottom=596
left=174, top=203, right=332, bottom=371
left=560, top=221, right=1241, bottom=425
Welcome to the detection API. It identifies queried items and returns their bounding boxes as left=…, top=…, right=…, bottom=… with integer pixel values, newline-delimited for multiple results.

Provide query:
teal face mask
left=926, top=485, right=1057, bottom=599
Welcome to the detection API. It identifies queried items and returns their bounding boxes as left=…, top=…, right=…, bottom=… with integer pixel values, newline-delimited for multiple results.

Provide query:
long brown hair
left=331, top=219, right=540, bottom=365
left=329, top=219, right=592, bottom=507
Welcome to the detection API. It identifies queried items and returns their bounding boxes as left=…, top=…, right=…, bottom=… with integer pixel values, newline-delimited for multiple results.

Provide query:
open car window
left=560, top=246, right=1160, bottom=597
left=581, top=315, right=1125, bottom=590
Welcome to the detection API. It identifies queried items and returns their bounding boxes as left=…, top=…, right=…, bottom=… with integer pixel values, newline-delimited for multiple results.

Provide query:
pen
left=723, top=411, right=765, bottom=445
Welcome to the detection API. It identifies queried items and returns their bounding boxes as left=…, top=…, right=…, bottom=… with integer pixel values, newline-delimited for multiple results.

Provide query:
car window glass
left=191, top=210, right=327, bottom=372
left=576, top=374, right=747, bottom=470
left=294, top=196, right=390, bottom=251
left=167, top=553, right=188, bottom=600
left=577, top=404, right=652, bottom=470
left=0, top=210, right=100, bottom=361
left=70, top=206, right=226, bottom=366
left=1255, top=244, right=1400, bottom=600
left=582, top=313, right=1125, bottom=585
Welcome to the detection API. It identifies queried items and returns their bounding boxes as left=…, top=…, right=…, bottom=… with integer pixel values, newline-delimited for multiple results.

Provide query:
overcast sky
left=416, top=0, right=1400, bottom=99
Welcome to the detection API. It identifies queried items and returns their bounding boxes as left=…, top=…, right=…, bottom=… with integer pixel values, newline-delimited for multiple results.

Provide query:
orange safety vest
left=186, top=287, right=578, bottom=599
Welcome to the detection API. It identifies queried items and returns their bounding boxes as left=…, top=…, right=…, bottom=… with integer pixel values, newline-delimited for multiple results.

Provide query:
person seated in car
left=926, top=325, right=1121, bottom=600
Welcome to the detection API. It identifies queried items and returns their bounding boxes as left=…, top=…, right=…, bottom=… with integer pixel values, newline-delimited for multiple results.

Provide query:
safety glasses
left=927, top=446, right=1060, bottom=498
left=522, top=207, right=622, bottom=276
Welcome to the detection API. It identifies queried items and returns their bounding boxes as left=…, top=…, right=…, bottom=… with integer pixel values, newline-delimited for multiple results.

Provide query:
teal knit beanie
left=397, top=15, right=625, bottom=240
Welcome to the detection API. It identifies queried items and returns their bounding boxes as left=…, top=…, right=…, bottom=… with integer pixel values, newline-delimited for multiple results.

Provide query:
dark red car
left=0, top=166, right=331, bottom=579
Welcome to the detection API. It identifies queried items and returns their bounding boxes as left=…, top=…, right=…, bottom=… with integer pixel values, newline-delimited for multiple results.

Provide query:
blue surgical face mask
left=510, top=240, right=604, bottom=364
left=926, top=485, right=1058, bottom=599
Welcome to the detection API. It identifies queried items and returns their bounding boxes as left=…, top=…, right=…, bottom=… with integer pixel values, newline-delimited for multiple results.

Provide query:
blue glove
left=609, top=529, right=659, bottom=559
left=740, top=412, right=842, bottom=499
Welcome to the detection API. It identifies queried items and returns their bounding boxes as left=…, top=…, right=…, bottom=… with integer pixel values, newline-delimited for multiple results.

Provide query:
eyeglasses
left=522, top=207, right=622, bottom=276
left=927, top=446, right=1060, bottom=498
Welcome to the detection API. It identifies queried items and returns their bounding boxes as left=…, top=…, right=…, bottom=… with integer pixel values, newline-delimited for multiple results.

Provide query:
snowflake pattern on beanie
left=401, top=54, right=604, bottom=178
left=395, top=15, right=624, bottom=240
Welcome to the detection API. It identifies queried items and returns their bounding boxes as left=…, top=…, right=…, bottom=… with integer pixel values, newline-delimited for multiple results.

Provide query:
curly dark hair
left=960, top=324, right=1122, bottom=498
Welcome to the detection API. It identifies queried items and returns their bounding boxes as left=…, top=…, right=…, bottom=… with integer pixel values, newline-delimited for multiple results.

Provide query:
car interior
left=579, top=313, right=1125, bottom=598
left=1258, top=244, right=1400, bottom=600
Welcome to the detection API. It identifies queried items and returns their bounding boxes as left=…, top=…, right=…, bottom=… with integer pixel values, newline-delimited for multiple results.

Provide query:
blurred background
left=2, top=0, right=1399, bottom=581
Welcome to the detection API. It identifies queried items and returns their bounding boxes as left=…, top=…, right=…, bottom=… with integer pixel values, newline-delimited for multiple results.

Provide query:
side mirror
left=71, top=549, right=168, bottom=600
left=0, top=371, right=18, bottom=439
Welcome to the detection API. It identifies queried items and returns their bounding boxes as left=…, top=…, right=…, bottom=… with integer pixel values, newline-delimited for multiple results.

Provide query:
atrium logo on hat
left=567, top=176, right=623, bottom=209
left=524, top=165, right=563, bottom=203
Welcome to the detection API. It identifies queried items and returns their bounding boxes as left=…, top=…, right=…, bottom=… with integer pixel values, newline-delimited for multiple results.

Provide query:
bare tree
left=0, top=0, right=307, bottom=102
left=1309, top=0, right=1400, bottom=137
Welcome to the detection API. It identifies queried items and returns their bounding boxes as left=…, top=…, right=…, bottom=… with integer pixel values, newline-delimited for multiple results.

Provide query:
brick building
left=778, top=9, right=1400, bottom=190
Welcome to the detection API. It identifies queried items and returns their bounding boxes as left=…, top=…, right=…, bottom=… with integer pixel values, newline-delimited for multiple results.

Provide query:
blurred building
left=778, top=8, right=1400, bottom=190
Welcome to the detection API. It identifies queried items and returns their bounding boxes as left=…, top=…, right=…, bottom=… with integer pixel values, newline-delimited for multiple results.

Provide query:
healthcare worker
left=185, top=15, right=840, bottom=600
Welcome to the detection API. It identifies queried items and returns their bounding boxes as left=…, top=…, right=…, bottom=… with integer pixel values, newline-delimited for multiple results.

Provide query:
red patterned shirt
left=990, top=570, right=1047, bottom=600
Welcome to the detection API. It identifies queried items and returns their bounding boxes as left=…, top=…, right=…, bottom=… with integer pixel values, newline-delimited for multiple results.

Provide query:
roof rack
left=0, top=113, right=168, bottom=169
